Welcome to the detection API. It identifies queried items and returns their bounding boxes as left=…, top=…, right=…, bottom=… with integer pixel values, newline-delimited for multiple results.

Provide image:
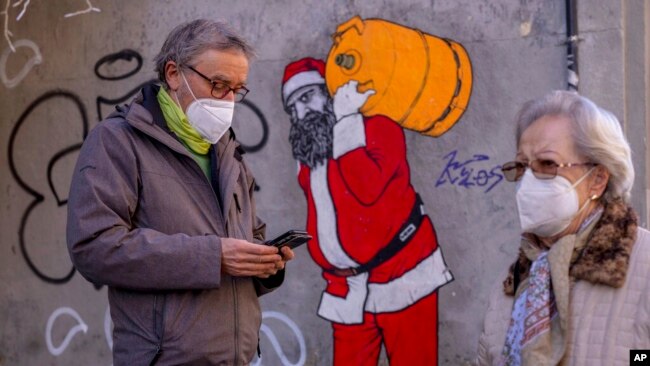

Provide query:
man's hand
left=221, top=238, right=284, bottom=278
left=333, top=80, right=376, bottom=121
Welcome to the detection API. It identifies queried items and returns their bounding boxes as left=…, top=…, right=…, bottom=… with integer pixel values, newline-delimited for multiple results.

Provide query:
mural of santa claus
left=282, top=57, right=454, bottom=365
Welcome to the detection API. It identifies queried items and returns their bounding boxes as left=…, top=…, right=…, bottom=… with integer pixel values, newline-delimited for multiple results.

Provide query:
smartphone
left=265, top=229, right=312, bottom=250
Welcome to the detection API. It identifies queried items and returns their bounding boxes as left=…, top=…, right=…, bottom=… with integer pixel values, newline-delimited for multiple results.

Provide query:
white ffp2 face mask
left=180, top=72, right=234, bottom=144
left=515, top=168, right=594, bottom=237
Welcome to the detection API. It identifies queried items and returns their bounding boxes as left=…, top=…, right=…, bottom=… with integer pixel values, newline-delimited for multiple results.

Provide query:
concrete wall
left=0, top=0, right=646, bottom=365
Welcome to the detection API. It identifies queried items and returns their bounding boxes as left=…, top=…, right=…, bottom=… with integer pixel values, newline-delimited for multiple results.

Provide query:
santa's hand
left=333, top=80, right=376, bottom=121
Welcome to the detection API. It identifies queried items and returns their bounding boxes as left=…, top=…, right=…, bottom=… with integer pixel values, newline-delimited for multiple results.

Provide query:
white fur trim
left=282, top=71, right=325, bottom=103
left=318, top=273, right=368, bottom=324
left=365, top=247, right=454, bottom=313
left=317, top=248, right=453, bottom=323
left=311, top=163, right=358, bottom=268
left=310, top=159, right=453, bottom=322
left=312, top=162, right=365, bottom=324
left=333, top=113, right=366, bottom=159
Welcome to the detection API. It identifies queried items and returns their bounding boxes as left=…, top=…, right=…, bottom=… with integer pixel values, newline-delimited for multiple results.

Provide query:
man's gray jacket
left=67, top=84, right=282, bottom=365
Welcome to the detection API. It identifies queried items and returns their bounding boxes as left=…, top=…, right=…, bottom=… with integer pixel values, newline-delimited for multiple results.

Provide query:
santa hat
left=282, top=57, right=326, bottom=105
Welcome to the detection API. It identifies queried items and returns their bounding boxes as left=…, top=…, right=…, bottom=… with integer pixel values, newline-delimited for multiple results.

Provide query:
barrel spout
left=335, top=53, right=356, bottom=70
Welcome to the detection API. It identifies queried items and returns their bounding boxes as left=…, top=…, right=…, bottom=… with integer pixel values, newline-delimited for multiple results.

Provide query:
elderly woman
left=477, top=90, right=650, bottom=365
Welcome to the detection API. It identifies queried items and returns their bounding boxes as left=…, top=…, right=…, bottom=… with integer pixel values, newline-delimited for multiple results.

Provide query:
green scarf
left=157, top=87, right=211, bottom=155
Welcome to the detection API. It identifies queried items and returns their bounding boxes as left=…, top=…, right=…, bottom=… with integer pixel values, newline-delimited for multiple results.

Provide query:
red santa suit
left=300, top=113, right=453, bottom=365
left=283, top=58, right=453, bottom=365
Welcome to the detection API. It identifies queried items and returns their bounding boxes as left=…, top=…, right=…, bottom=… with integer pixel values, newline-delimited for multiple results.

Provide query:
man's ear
left=165, top=61, right=181, bottom=91
left=589, top=165, right=610, bottom=199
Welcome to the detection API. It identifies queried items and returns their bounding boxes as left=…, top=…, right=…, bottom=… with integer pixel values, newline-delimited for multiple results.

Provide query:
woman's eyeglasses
left=501, top=160, right=596, bottom=182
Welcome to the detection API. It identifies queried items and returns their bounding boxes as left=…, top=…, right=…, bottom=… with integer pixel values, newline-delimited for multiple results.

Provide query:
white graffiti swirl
left=45, top=307, right=88, bottom=356
left=13, top=0, right=30, bottom=21
left=1, top=0, right=14, bottom=51
left=251, top=311, right=306, bottom=366
left=63, top=0, right=100, bottom=18
left=104, top=305, right=113, bottom=350
left=0, top=38, right=42, bottom=88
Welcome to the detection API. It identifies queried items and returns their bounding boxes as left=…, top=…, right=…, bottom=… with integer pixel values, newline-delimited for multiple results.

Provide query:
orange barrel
left=325, top=16, right=473, bottom=137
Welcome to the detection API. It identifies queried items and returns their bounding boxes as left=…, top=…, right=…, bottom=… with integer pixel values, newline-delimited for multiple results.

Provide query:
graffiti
left=63, top=0, right=100, bottom=18
left=0, top=38, right=42, bottom=88
left=2, top=0, right=99, bottom=59
left=7, top=46, right=269, bottom=287
left=2, top=0, right=33, bottom=52
left=45, top=307, right=88, bottom=356
left=93, top=49, right=156, bottom=123
left=0, top=0, right=40, bottom=88
left=435, top=150, right=503, bottom=193
left=94, top=49, right=143, bottom=81
left=325, top=16, right=472, bottom=137
left=0, top=0, right=41, bottom=88
left=8, top=91, right=88, bottom=284
left=92, top=49, right=269, bottom=155
left=281, top=15, right=471, bottom=365
left=7, top=50, right=151, bottom=285
left=1, top=0, right=14, bottom=51
left=5, top=35, right=275, bottom=360
left=233, top=99, right=269, bottom=153
left=45, top=306, right=300, bottom=365
left=252, top=311, right=307, bottom=366
left=13, top=0, right=29, bottom=21
left=96, top=80, right=156, bottom=121
left=104, top=306, right=112, bottom=350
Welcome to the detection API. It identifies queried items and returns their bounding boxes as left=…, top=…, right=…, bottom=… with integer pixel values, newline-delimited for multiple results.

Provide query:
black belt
left=328, top=194, right=426, bottom=277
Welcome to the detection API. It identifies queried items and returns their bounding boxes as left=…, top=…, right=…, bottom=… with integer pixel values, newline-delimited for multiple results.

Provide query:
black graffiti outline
left=8, top=90, right=89, bottom=284
left=93, top=49, right=143, bottom=81
left=96, top=79, right=157, bottom=121
left=237, top=99, right=269, bottom=153
left=97, top=85, right=270, bottom=154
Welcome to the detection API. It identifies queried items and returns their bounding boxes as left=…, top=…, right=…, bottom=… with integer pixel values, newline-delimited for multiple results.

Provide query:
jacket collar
left=120, top=83, right=245, bottom=158
left=141, top=82, right=167, bottom=130
left=119, top=83, right=247, bottom=222
left=117, top=83, right=194, bottom=159
left=504, top=199, right=638, bottom=295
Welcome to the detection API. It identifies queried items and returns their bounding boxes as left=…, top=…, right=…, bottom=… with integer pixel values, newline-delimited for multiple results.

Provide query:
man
left=282, top=58, right=454, bottom=365
left=67, top=19, right=293, bottom=365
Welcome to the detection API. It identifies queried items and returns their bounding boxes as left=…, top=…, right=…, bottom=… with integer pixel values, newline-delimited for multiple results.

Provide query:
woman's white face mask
left=516, top=167, right=594, bottom=237
left=179, top=71, right=234, bottom=144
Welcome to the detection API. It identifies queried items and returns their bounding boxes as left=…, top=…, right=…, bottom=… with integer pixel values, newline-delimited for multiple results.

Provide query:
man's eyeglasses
left=501, top=159, right=596, bottom=182
left=185, top=65, right=249, bottom=102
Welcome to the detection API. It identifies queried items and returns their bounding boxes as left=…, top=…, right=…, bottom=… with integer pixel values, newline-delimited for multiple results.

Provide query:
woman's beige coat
left=477, top=227, right=650, bottom=365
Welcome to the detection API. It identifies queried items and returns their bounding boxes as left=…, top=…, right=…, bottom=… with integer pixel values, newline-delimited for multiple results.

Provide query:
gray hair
left=515, top=90, right=634, bottom=204
left=154, top=19, right=255, bottom=88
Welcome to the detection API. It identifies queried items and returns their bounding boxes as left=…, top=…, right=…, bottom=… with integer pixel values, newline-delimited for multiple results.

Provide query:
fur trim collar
left=504, top=199, right=638, bottom=296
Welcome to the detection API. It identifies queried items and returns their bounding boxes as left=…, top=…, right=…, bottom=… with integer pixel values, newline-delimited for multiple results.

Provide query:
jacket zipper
left=151, top=295, right=165, bottom=365
left=139, top=119, right=238, bottom=361
left=131, top=115, right=227, bottom=232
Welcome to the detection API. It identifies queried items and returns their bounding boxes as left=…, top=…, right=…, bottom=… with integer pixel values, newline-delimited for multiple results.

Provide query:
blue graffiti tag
left=435, top=150, right=503, bottom=193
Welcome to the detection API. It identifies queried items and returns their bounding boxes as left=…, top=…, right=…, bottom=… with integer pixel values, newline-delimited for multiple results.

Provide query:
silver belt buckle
left=399, top=223, right=416, bottom=242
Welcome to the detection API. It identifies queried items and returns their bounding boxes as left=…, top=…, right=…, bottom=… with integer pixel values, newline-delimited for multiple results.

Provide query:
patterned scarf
left=500, top=207, right=603, bottom=366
